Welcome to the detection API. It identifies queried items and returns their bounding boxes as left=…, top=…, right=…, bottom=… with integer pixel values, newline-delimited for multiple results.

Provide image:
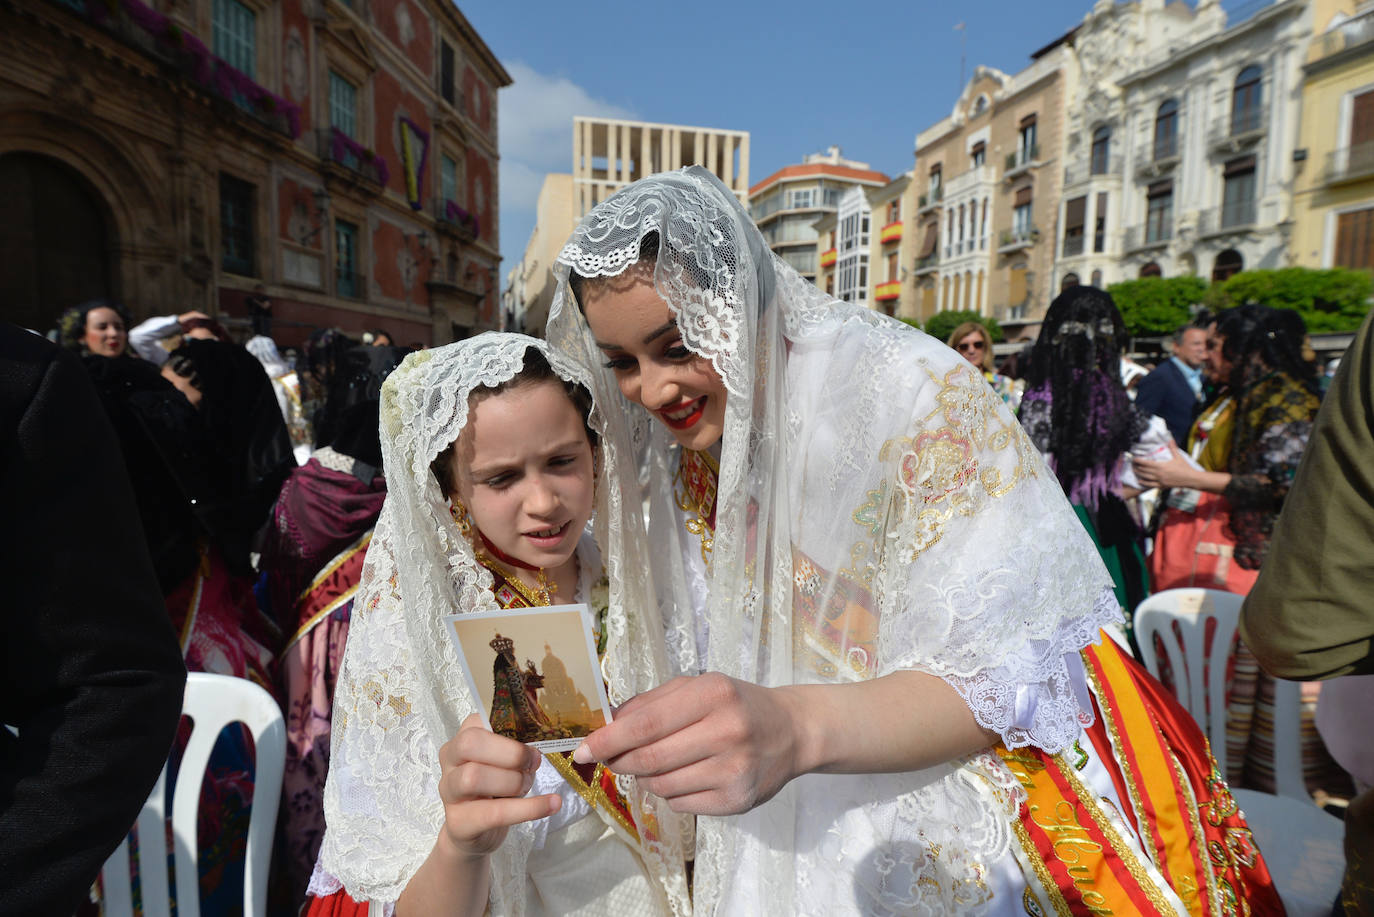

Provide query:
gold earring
left=448, top=498, right=474, bottom=540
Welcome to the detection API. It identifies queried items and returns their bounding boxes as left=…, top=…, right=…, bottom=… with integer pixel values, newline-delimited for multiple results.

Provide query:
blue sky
left=463, top=0, right=1268, bottom=274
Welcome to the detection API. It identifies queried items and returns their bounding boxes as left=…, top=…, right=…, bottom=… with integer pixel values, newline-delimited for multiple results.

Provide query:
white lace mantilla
left=548, top=168, right=1122, bottom=914
left=315, top=334, right=691, bottom=915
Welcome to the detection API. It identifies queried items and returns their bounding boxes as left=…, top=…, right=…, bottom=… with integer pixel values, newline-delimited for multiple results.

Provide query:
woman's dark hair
left=1025, top=286, right=1140, bottom=501
left=568, top=231, right=660, bottom=310
left=430, top=347, right=599, bottom=496
left=57, top=299, right=133, bottom=353
left=1214, top=304, right=1317, bottom=396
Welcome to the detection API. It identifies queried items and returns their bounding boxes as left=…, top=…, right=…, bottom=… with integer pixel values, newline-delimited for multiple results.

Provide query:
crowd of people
left=2, top=165, right=1368, bottom=916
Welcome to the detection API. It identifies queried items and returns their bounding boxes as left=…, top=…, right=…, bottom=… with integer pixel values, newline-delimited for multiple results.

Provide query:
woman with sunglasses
left=947, top=320, right=1015, bottom=404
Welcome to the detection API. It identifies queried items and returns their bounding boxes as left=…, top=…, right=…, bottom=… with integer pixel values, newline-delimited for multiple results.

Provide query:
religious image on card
left=444, top=603, right=612, bottom=753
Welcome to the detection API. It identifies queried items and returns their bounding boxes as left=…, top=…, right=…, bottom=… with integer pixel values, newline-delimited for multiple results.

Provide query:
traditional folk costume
left=547, top=167, right=1283, bottom=916
left=259, top=345, right=404, bottom=907
left=308, top=335, right=691, bottom=916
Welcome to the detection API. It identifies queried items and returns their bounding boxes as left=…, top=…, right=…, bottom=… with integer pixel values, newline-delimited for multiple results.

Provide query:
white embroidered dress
left=547, top=168, right=1188, bottom=915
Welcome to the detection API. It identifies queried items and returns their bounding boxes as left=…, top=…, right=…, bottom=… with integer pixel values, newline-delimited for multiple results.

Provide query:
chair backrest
left=100, top=673, right=286, bottom=917
left=1134, top=587, right=1306, bottom=800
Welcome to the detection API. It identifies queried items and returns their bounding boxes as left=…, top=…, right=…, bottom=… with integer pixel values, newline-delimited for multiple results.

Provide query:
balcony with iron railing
left=1323, top=142, right=1374, bottom=186
left=997, top=226, right=1039, bottom=253
left=1062, top=233, right=1086, bottom=257
left=914, top=252, right=940, bottom=275
left=918, top=187, right=944, bottom=214
left=318, top=128, right=390, bottom=188
left=1208, top=107, right=1267, bottom=151
left=1135, top=136, right=1182, bottom=177
left=1122, top=222, right=1173, bottom=251
left=1004, top=144, right=1040, bottom=180
left=880, top=221, right=903, bottom=244
left=1198, top=200, right=1258, bottom=236
left=434, top=197, right=480, bottom=240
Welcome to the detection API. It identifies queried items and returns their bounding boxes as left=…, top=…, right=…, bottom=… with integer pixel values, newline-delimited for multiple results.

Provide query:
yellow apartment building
left=1291, top=0, right=1374, bottom=271
left=912, top=32, right=1074, bottom=339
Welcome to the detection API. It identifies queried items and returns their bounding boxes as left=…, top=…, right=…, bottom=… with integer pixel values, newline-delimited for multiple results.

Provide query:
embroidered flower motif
left=852, top=480, right=888, bottom=536
left=899, top=429, right=976, bottom=504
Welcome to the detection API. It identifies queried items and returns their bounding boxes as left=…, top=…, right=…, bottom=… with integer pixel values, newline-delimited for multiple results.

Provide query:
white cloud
left=497, top=62, right=636, bottom=270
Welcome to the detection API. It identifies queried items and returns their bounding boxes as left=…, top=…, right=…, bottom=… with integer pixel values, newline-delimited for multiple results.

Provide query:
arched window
left=1154, top=99, right=1179, bottom=160
left=1090, top=269, right=1103, bottom=287
left=1091, top=126, right=1111, bottom=175
left=1232, top=65, right=1263, bottom=135
left=1061, top=272, right=1081, bottom=291
left=1212, top=249, right=1244, bottom=282
left=1140, top=261, right=1163, bottom=278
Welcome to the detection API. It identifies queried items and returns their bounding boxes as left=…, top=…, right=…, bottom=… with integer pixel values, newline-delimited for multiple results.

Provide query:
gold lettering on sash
left=1029, top=801, right=1114, bottom=915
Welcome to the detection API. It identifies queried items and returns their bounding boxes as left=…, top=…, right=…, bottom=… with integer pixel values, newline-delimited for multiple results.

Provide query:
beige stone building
left=912, top=35, right=1074, bottom=339
left=512, top=117, right=750, bottom=333
left=1290, top=0, right=1374, bottom=272
left=509, top=173, right=573, bottom=332
left=749, top=146, right=888, bottom=284
left=573, top=116, right=750, bottom=217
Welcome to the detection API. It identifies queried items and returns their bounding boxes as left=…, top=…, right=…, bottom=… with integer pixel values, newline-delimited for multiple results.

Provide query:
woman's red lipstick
left=658, top=396, right=706, bottom=430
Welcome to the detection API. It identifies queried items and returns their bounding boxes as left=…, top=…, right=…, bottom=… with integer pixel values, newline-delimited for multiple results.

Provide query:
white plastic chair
left=1231, top=787, right=1346, bottom=917
left=1133, top=587, right=1309, bottom=800
left=99, top=673, right=286, bottom=917
left=1135, top=588, right=1346, bottom=915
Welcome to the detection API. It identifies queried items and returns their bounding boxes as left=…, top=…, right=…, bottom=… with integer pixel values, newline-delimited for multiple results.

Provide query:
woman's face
left=451, top=380, right=596, bottom=571
left=83, top=307, right=126, bottom=357
left=1205, top=324, right=1232, bottom=383
left=955, top=330, right=988, bottom=368
left=581, top=275, right=729, bottom=452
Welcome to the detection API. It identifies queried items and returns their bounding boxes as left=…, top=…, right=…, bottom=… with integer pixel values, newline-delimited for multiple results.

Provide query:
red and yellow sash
left=999, top=635, right=1282, bottom=917
left=285, top=532, right=373, bottom=650
left=484, top=563, right=638, bottom=845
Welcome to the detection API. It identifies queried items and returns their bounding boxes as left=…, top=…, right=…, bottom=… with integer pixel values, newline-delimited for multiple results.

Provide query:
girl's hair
left=946, top=321, right=993, bottom=372
left=57, top=299, right=133, bottom=353
left=430, top=347, right=598, bottom=496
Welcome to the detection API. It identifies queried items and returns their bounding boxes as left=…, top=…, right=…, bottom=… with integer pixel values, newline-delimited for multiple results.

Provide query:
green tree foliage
left=921, top=310, right=1004, bottom=344
left=1105, top=276, right=1209, bottom=337
left=1201, top=268, right=1372, bottom=333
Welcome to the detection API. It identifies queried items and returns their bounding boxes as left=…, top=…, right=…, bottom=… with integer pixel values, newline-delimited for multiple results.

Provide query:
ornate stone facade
left=1, top=0, right=509, bottom=346
left=1054, top=0, right=1309, bottom=289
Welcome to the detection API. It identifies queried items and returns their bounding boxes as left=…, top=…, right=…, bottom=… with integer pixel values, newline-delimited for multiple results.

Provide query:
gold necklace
left=673, top=449, right=718, bottom=565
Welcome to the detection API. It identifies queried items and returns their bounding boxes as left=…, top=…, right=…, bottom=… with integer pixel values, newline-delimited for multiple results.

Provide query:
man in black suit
left=1135, top=321, right=1209, bottom=447
left=0, top=324, right=185, bottom=916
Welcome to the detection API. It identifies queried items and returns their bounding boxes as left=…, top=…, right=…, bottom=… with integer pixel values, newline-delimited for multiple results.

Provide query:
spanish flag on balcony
left=399, top=117, right=430, bottom=211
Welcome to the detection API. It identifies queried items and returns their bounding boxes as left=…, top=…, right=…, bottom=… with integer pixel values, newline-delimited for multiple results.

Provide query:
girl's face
left=581, top=275, right=729, bottom=452
left=451, top=380, right=596, bottom=571
left=84, top=307, right=126, bottom=357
